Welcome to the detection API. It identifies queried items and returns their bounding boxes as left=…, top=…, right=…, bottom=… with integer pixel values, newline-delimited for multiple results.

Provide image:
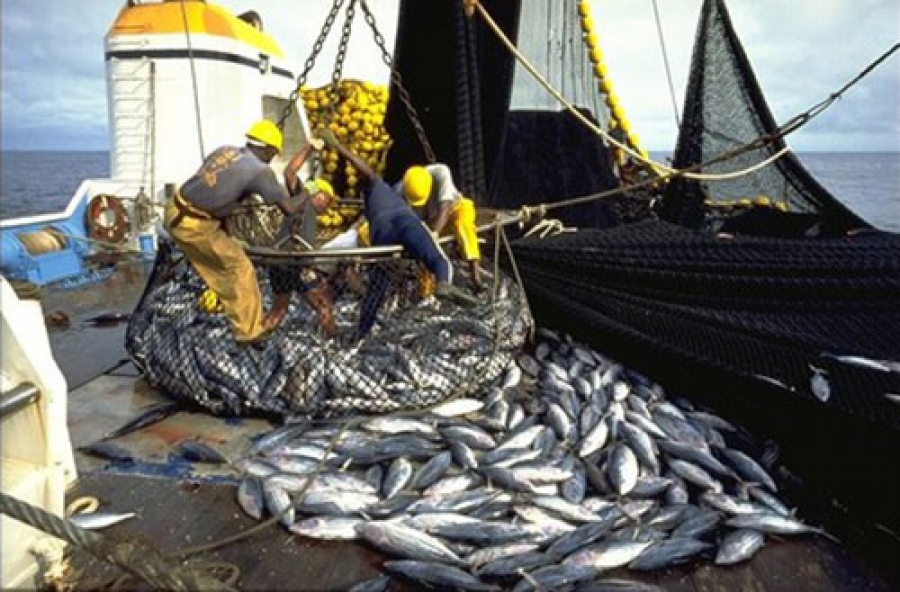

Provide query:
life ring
left=86, top=194, right=129, bottom=243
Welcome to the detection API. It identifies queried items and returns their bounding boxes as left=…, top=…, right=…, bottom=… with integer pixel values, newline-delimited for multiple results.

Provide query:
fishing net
left=511, top=220, right=900, bottom=433
left=125, top=237, right=531, bottom=418
left=385, top=0, right=629, bottom=228
left=658, top=0, right=869, bottom=235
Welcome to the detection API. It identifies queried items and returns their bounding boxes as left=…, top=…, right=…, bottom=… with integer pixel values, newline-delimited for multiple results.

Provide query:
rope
left=0, top=491, right=233, bottom=591
left=471, top=1, right=896, bottom=182
left=651, top=0, right=681, bottom=128
left=179, top=0, right=205, bottom=159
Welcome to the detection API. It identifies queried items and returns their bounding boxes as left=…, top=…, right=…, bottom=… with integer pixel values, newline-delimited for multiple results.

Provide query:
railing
left=0, top=383, right=39, bottom=420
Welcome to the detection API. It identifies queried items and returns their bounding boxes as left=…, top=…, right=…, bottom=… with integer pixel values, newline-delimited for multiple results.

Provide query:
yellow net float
left=578, top=1, right=591, bottom=19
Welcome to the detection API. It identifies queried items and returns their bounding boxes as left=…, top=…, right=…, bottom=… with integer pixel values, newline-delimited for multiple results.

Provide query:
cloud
left=1, top=0, right=897, bottom=151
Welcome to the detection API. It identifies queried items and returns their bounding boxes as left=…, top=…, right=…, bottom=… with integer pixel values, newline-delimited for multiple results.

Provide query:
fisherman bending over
left=398, top=164, right=483, bottom=291
left=164, top=120, right=325, bottom=344
left=319, top=129, right=478, bottom=338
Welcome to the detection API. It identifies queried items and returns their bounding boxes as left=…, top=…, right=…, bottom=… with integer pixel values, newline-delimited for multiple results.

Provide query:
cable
left=472, top=1, right=898, bottom=182
left=651, top=0, right=681, bottom=128
left=179, top=0, right=206, bottom=159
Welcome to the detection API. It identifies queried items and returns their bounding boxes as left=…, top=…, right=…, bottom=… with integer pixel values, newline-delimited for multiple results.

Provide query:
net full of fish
left=230, top=328, right=831, bottom=591
left=126, top=248, right=531, bottom=418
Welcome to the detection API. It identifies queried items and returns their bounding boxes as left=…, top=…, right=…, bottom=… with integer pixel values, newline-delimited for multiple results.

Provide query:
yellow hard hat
left=403, top=166, right=433, bottom=207
left=245, top=119, right=283, bottom=153
left=305, top=178, right=336, bottom=203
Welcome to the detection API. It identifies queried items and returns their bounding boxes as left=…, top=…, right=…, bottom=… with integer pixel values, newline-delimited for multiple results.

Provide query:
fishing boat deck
left=39, top=264, right=896, bottom=591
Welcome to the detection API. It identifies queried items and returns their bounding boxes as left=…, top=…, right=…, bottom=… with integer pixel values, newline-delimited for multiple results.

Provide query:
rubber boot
left=435, top=281, right=479, bottom=308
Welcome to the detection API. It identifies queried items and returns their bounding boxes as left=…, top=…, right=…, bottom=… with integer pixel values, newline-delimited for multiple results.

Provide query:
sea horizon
left=1, top=149, right=897, bottom=232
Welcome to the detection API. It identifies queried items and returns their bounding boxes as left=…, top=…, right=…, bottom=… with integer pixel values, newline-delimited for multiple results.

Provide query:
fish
left=628, top=538, right=713, bottom=570
left=466, top=543, right=541, bottom=570
left=84, top=311, right=131, bottom=326
left=607, top=444, right=639, bottom=496
left=809, top=365, right=831, bottom=402
left=173, top=439, right=227, bottom=464
left=237, top=478, right=264, bottom=519
left=715, top=447, right=778, bottom=491
left=357, top=522, right=465, bottom=566
left=347, top=575, right=391, bottom=592
left=262, top=480, right=294, bottom=527
left=821, top=352, right=896, bottom=373
left=219, top=326, right=799, bottom=589
left=715, top=528, right=766, bottom=565
left=289, top=516, right=364, bottom=540
left=563, top=539, right=654, bottom=570
left=68, top=511, right=137, bottom=530
left=100, top=401, right=181, bottom=441
left=574, top=579, right=666, bottom=592
left=409, top=451, right=453, bottom=490
left=725, top=512, right=835, bottom=540
left=77, top=441, right=135, bottom=463
left=430, top=398, right=484, bottom=417
left=385, top=560, right=499, bottom=590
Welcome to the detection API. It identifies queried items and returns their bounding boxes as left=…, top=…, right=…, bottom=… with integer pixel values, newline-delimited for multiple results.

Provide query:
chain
left=358, top=0, right=436, bottom=163
left=277, top=0, right=346, bottom=130
left=326, top=0, right=357, bottom=128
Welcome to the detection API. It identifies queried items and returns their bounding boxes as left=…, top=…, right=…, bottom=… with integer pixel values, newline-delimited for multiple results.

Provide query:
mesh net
left=126, top=238, right=531, bottom=418
left=659, top=0, right=869, bottom=234
left=385, top=0, right=630, bottom=228
left=511, top=220, right=900, bottom=432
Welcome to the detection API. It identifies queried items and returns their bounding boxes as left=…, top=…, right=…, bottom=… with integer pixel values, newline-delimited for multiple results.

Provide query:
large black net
left=512, top=219, right=900, bottom=431
left=659, top=0, right=869, bottom=234
left=385, top=0, right=629, bottom=228
left=125, top=235, right=531, bottom=418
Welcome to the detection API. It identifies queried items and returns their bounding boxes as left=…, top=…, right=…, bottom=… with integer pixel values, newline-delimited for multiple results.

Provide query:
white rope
left=472, top=1, right=790, bottom=183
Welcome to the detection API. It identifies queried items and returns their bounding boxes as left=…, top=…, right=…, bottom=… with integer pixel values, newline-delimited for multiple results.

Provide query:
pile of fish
left=126, top=247, right=530, bottom=418
left=232, top=328, right=830, bottom=591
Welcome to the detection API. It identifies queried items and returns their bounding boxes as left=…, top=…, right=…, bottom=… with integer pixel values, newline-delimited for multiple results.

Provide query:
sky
left=1, top=0, right=898, bottom=152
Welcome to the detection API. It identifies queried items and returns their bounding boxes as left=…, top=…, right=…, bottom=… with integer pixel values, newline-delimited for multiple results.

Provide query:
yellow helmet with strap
left=245, top=120, right=283, bottom=153
left=305, top=178, right=335, bottom=202
left=403, top=166, right=433, bottom=207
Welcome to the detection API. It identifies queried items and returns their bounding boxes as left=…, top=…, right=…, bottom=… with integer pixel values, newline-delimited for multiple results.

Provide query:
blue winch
left=0, top=199, right=95, bottom=286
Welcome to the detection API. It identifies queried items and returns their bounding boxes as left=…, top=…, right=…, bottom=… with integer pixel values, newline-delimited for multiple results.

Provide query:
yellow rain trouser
left=417, top=197, right=480, bottom=297
left=448, top=197, right=480, bottom=261
left=164, top=199, right=265, bottom=342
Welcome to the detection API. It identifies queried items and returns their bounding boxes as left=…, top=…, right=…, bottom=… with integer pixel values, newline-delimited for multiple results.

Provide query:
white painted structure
left=0, top=278, right=77, bottom=589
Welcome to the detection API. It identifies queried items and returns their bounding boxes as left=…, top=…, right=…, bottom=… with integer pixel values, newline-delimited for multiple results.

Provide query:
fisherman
left=318, top=130, right=478, bottom=339
left=397, top=164, right=483, bottom=291
left=267, top=163, right=339, bottom=335
left=164, top=120, right=326, bottom=343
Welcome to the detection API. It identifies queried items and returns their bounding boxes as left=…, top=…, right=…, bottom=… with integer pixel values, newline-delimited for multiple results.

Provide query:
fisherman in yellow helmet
left=267, top=175, right=338, bottom=336
left=164, top=119, right=327, bottom=343
left=318, top=129, right=478, bottom=338
left=397, top=164, right=483, bottom=291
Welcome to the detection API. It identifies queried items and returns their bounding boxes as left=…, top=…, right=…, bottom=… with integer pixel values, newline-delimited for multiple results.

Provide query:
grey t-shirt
left=179, top=145, right=289, bottom=218
left=394, top=163, right=461, bottom=223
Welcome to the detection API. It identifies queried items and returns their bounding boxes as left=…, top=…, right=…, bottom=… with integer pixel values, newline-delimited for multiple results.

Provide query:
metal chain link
left=326, top=0, right=357, bottom=128
left=358, top=0, right=436, bottom=163
left=277, top=0, right=346, bottom=130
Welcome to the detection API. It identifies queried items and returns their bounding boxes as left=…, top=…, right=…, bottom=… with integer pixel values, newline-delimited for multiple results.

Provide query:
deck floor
left=65, top=473, right=892, bottom=591
left=63, top=367, right=895, bottom=592
left=40, top=261, right=898, bottom=591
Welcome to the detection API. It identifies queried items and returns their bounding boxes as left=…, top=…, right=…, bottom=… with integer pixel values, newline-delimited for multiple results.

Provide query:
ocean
left=1, top=150, right=898, bottom=232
